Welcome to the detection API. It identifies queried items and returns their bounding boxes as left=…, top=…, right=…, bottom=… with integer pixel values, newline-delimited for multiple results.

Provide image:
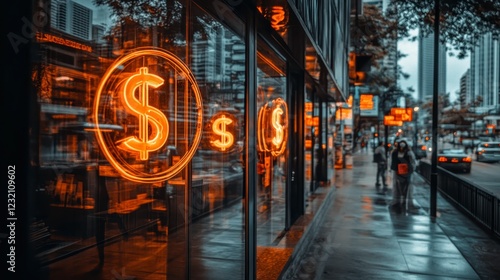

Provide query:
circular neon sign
left=93, top=48, right=203, bottom=183
left=257, top=98, right=288, bottom=156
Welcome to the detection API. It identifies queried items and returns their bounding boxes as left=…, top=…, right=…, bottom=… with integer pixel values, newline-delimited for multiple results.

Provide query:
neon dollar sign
left=212, top=115, right=233, bottom=151
left=118, top=67, right=168, bottom=160
left=272, top=107, right=284, bottom=148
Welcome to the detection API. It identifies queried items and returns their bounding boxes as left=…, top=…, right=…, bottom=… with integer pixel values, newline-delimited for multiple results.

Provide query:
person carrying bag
left=373, top=141, right=388, bottom=193
left=389, top=140, right=417, bottom=212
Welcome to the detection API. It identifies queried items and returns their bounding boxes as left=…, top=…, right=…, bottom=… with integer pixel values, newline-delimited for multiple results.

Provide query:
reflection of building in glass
left=51, top=0, right=93, bottom=40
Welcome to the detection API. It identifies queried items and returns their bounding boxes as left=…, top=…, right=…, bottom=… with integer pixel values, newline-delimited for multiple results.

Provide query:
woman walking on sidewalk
left=389, top=139, right=417, bottom=212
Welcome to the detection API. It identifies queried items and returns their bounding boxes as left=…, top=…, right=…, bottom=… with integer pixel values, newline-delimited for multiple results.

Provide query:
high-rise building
left=470, top=32, right=500, bottom=112
left=418, top=31, right=446, bottom=101
left=51, top=0, right=93, bottom=40
left=459, top=69, right=472, bottom=107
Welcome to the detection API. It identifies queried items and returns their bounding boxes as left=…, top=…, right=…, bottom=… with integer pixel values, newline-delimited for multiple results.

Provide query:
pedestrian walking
left=373, top=141, right=388, bottom=193
left=389, top=139, right=417, bottom=212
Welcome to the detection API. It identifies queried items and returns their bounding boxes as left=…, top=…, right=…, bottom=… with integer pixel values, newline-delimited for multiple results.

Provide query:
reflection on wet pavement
left=289, top=151, right=483, bottom=280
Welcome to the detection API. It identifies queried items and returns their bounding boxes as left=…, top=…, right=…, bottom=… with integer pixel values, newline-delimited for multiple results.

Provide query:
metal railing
left=418, top=161, right=500, bottom=239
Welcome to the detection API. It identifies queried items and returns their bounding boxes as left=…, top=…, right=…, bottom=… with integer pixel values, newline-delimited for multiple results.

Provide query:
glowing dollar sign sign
left=212, top=115, right=234, bottom=151
left=272, top=107, right=284, bottom=148
left=118, top=67, right=168, bottom=160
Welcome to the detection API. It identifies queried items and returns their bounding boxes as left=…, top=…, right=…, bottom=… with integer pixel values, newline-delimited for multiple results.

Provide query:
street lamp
left=414, top=106, right=420, bottom=153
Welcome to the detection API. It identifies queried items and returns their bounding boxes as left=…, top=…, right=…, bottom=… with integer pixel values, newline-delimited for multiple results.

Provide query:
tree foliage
left=351, top=5, right=398, bottom=63
left=93, top=0, right=183, bottom=28
left=421, top=94, right=484, bottom=128
left=389, top=0, right=500, bottom=58
left=93, top=0, right=218, bottom=49
left=351, top=4, right=411, bottom=92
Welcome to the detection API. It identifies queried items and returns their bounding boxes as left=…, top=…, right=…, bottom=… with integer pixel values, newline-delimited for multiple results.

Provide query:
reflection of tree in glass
left=94, top=0, right=219, bottom=49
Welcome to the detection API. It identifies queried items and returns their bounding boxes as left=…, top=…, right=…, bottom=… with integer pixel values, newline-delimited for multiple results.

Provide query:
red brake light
left=463, top=157, right=472, bottom=162
left=421, top=145, right=427, bottom=150
left=438, top=157, right=448, bottom=162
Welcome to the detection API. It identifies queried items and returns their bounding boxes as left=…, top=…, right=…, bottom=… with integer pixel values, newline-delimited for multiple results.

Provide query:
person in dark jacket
left=373, top=141, right=388, bottom=192
left=389, top=140, right=417, bottom=212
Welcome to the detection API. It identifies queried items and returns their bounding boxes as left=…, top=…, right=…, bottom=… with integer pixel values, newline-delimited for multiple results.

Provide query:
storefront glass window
left=304, top=84, right=321, bottom=196
left=256, top=0, right=290, bottom=44
left=31, top=0, right=246, bottom=279
left=256, top=39, right=288, bottom=249
left=185, top=4, right=246, bottom=279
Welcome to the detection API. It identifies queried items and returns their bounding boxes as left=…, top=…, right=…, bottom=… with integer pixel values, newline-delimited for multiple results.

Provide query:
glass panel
left=256, top=38, right=288, bottom=272
left=256, top=0, right=290, bottom=44
left=30, top=0, right=224, bottom=278
left=187, top=4, right=246, bottom=280
left=326, top=103, right=336, bottom=181
left=304, top=87, right=313, bottom=197
left=32, top=0, right=250, bottom=277
left=304, top=83, right=318, bottom=197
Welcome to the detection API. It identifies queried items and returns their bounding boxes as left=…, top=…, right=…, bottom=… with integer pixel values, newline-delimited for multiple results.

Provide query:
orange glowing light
left=93, top=48, right=203, bottom=183
left=208, top=112, right=237, bottom=153
left=384, top=115, right=403, bottom=126
left=36, top=32, right=92, bottom=52
left=305, top=102, right=313, bottom=112
left=272, top=107, right=284, bottom=148
left=258, top=98, right=288, bottom=156
left=211, top=115, right=233, bottom=151
left=359, top=94, right=374, bottom=110
left=390, top=107, right=413, bottom=122
left=116, top=67, right=168, bottom=160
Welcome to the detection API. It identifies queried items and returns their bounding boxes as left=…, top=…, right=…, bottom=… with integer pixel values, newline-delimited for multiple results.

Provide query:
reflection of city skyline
left=72, top=0, right=112, bottom=28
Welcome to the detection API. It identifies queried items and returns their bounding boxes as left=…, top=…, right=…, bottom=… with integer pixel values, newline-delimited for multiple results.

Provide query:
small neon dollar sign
left=211, top=115, right=234, bottom=151
left=272, top=107, right=284, bottom=148
left=117, top=67, right=168, bottom=160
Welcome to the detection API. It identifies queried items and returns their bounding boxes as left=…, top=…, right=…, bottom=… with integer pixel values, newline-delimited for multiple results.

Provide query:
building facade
left=470, top=32, right=500, bottom=111
left=3, top=0, right=350, bottom=279
left=459, top=69, right=471, bottom=107
left=470, top=32, right=500, bottom=137
left=418, top=30, right=446, bottom=101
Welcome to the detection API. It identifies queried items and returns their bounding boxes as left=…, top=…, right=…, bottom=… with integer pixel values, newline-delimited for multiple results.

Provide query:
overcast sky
left=397, top=30, right=471, bottom=102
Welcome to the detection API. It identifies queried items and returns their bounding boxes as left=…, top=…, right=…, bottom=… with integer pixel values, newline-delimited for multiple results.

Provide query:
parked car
left=475, top=142, right=500, bottom=162
left=461, top=137, right=481, bottom=152
left=414, top=144, right=428, bottom=160
left=437, top=149, right=472, bottom=173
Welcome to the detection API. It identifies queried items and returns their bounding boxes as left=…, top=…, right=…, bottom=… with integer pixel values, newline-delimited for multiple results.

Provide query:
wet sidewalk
left=285, top=149, right=500, bottom=280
